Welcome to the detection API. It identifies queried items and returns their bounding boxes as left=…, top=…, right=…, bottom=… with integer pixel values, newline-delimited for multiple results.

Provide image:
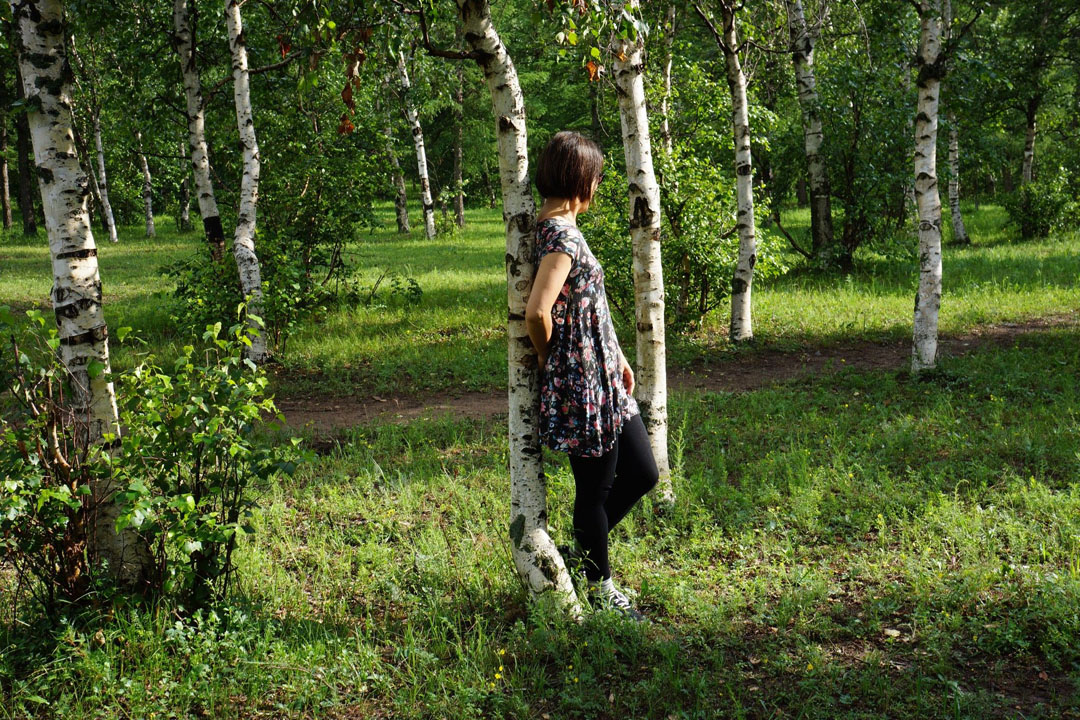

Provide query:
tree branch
left=693, top=3, right=733, bottom=56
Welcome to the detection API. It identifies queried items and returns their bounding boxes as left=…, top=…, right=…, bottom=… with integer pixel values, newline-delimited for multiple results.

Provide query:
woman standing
left=525, top=131, right=659, bottom=622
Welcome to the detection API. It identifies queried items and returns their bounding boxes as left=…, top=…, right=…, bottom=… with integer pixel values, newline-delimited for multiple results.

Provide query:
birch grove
left=69, top=36, right=118, bottom=243
left=9, top=0, right=151, bottom=585
left=613, top=37, right=674, bottom=505
left=696, top=2, right=758, bottom=342
left=397, top=51, right=437, bottom=240
left=784, top=0, right=834, bottom=256
left=456, top=0, right=580, bottom=614
left=225, top=0, right=268, bottom=364
left=911, top=0, right=945, bottom=372
left=172, top=0, right=227, bottom=262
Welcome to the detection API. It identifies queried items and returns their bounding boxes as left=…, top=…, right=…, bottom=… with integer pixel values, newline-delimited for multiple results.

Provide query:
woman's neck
left=537, top=196, right=584, bottom=224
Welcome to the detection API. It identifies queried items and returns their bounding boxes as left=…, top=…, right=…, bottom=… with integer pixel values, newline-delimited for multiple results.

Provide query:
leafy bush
left=0, top=308, right=112, bottom=608
left=0, top=308, right=302, bottom=610
left=114, top=320, right=304, bottom=606
left=1003, top=170, right=1080, bottom=239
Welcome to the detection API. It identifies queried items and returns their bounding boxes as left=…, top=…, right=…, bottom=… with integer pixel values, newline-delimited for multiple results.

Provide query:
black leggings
left=568, top=413, right=659, bottom=582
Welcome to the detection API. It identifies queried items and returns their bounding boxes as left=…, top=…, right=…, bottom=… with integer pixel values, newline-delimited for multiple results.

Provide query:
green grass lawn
left=2, top=202, right=1077, bottom=396
left=2, top=324, right=1078, bottom=718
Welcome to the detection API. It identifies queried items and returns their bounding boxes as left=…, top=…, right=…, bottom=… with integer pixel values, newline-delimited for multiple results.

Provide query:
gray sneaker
left=588, top=581, right=648, bottom=623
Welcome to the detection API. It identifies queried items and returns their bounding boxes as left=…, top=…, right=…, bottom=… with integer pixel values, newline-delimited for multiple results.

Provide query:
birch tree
left=69, top=36, right=118, bottom=243
left=13, top=61, right=37, bottom=236
left=135, top=131, right=156, bottom=237
left=383, top=109, right=411, bottom=234
left=784, top=0, right=834, bottom=256
left=1, top=99, right=10, bottom=230
left=910, top=0, right=944, bottom=372
left=612, top=33, right=674, bottom=505
left=449, top=0, right=580, bottom=613
left=172, top=0, right=227, bottom=262
left=942, top=0, right=968, bottom=244
left=695, top=2, right=757, bottom=342
left=9, top=0, right=151, bottom=585
left=397, top=50, right=437, bottom=239
left=453, top=61, right=466, bottom=228
left=225, top=0, right=268, bottom=363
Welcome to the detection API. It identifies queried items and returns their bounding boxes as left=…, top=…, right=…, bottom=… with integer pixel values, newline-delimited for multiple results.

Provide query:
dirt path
left=275, top=313, right=1078, bottom=434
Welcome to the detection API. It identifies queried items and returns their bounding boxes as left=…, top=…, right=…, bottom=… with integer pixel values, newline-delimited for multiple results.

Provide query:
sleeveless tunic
left=535, top=217, right=639, bottom=457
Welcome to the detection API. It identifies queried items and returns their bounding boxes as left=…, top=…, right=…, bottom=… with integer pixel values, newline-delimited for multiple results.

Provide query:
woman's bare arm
left=525, top=252, right=572, bottom=367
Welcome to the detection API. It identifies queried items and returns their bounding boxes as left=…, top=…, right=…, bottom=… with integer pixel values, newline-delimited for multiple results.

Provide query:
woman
left=525, top=130, right=659, bottom=622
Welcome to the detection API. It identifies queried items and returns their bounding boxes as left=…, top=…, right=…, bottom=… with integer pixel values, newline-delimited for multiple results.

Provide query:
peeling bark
left=398, top=51, right=436, bottom=240
left=785, top=0, right=834, bottom=256
left=135, top=131, right=155, bottom=238
left=10, top=0, right=151, bottom=587
left=911, top=0, right=944, bottom=373
left=456, top=0, right=580, bottom=614
left=225, top=0, right=268, bottom=363
left=613, top=38, right=674, bottom=505
left=173, top=0, right=226, bottom=262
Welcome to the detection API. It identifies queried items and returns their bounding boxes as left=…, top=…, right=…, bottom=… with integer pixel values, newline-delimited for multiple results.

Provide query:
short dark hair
left=534, top=131, right=604, bottom=201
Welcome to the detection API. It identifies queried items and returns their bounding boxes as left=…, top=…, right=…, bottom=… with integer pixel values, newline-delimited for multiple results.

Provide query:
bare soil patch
left=276, top=313, right=1078, bottom=434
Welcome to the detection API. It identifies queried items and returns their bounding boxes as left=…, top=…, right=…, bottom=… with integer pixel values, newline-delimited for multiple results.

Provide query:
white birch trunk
left=456, top=0, right=580, bottom=614
left=225, top=0, right=268, bottom=364
left=785, top=0, right=834, bottom=255
left=135, top=131, right=155, bottom=237
left=613, top=39, right=674, bottom=506
left=397, top=52, right=436, bottom=240
left=719, top=6, right=757, bottom=342
left=93, top=119, right=118, bottom=243
left=1, top=119, right=11, bottom=230
left=942, top=0, right=967, bottom=245
left=1022, top=108, right=1036, bottom=185
left=178, top=141, right=192, bottom=231
left=660, top=3, right=675, bottom=158
left=383, top=112, right=411, bottom=233
left=911, top=1, right=944, bottom=373
left=10, top=0, right=150, bottom=585
left=173, top=0, right=227, bottom=262
left=946, top=116, right=968, bottom=243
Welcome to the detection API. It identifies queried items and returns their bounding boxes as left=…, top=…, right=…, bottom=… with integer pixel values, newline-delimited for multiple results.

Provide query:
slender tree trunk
left=911, top=1, right=944, bottom=373
left=1022, top=97, right=1037, bottom=185
left=10, top=0, right=151, bottom=586
left=13, top=61, right=37, bottom=236
left=785, top=0, right=834, bottom=256
left=659, top=3, right=675, bottom=158
left=93, top=119, right=118, bottom=242
left=173, top=0, right=226, bottom=262
left=697, top=3, right=757, bottom=342
left=941, top=0, right=967, bottom=245
left=454, top=62, right=466, bottom=228
left=225, top=0, right=268, bottom=363
left=1, top=119, right=11, bottom=230
left=383, top=111, right=411, bottom=234
left=456, top=0, right=580, bottom=614
left=135, top=131, right=155, bottom=237
left=397, top=52, right=436, bottom=240
left=178, top=140, right=192, bottom=231
left=613, top=39, right=674, bottom=505
left=946, top=115, right=968, bottom=243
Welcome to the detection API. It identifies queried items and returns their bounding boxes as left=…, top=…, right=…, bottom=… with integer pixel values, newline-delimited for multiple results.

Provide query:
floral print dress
left=535, top=217, right=640, bottom=457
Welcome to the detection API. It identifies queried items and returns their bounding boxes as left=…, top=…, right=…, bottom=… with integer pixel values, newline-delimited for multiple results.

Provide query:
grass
left=2, top=202, right=1077, bottom=396
left=2, top=326, right=1078, bottom=718
left=2, top=203, right=1079, bottom=717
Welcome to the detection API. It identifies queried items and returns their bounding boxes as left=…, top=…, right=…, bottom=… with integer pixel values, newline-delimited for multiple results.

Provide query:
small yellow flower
left=499, top=649, right=506, bottom=656
left=499, top=665, right=504, bottom=672
left=489, top=682, right=495, bottom=689
left=567, top=664, right=573, bottom=670
left=495, top=672, right=502, bottom=680
left=574, top=677, right=579, bottom=683
left=807, top=662, right=813, bottom=671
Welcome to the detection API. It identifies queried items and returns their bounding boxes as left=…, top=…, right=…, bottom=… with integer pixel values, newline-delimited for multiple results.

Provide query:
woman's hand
left=619, top=354, right=635, bottom=395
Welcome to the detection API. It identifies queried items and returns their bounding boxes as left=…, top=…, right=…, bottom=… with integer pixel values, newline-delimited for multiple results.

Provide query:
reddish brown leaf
left=586, top=60, right=599, bottom=81
left=341, top=83, right=355, bottom=110
left=337, top=113, right=355, bottom=135
left=358, top=26, right=373, bottom=43
left=276, top=34, right=291, bottom=59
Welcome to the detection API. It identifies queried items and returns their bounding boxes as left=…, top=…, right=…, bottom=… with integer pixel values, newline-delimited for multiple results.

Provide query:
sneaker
left=588, top=578, right=648, bottom=623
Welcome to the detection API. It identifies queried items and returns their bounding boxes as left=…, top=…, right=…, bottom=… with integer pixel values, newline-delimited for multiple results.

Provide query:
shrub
left=1003, top=169, right=1080, bottom=239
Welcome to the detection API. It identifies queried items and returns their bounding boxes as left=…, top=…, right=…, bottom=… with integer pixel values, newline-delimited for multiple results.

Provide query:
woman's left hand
left=619, top=354, right=635, bottom=396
